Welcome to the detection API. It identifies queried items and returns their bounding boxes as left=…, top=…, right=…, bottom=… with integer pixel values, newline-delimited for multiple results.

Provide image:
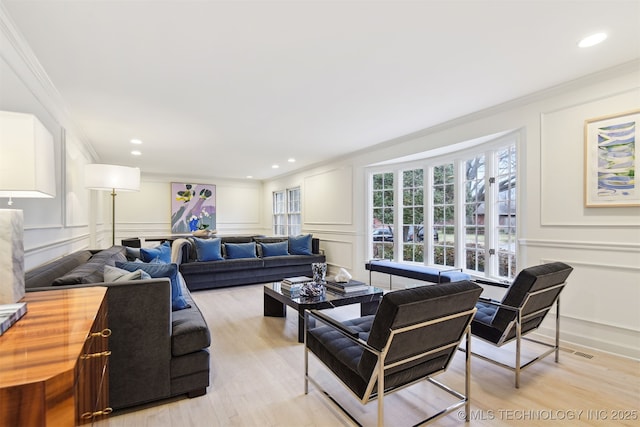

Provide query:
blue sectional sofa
left=24, top=246, right=211, bottom=410
left=175, top=234, right=326, bottom=291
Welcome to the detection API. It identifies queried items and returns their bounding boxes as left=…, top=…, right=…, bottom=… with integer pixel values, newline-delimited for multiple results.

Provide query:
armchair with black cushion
left=304, top=280, right=483, bottom=427
left=470, top=261, right=573, bottom=388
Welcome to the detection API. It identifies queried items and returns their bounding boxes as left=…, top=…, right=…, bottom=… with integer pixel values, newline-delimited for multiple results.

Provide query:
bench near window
left=365, top=260, right=471, bottom=289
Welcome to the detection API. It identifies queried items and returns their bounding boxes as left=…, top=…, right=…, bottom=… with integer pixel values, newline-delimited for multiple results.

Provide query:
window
left=402, top=169, right=424, bottom=262
left=464, top=155, right=485, bottom=273
left=371, top=172, right=394, bottom=259
left=432, top=163, right=455, bottom=267
left=495, top=145, right=517, bottom=278
left=273, top=191, right=286, bottom=235
left=368, top=135, right=518, bottom=281
left=273, top=187, right=301, bottom=235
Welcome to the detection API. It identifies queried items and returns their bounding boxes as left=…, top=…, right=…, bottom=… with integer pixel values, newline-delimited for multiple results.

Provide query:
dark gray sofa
left=177, top=235, right=327, bottom=291
left=24, top=246, right=211, bottom=411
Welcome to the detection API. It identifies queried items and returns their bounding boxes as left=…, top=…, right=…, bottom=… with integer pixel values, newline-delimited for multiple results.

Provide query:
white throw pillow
left=104, top=265, right=151, bottom=282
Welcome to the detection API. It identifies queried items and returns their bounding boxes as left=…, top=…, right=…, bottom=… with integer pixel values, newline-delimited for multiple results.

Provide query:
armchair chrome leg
left=378, top=360, right=385, bottom=427
left=515, top=311, right=522, bottom=389
left=465, top=325, right=471, bottom=422
left=304, top=311, right=309, bottom=394
left=555, top=297, right=560, bottom=363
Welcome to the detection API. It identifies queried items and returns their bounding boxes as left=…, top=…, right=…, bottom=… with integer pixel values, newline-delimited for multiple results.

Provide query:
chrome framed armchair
left=304, top=281, right=483, bottom=427
left=470, top=262, right=573, bottom=388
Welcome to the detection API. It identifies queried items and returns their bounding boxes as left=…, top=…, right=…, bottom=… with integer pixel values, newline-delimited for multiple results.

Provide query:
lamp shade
left=0, top=111, right=56, bottom=199
left=85, top=164, right=140, bottom=192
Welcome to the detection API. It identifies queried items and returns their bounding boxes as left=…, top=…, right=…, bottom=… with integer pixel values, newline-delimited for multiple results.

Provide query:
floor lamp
left=0, top=111, right=56, bottom=305
left=85, top=164, right=140, bottom=246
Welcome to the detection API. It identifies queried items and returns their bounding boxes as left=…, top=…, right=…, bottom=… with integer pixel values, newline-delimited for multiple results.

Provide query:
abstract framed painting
left=171, top=183, right=216, bottom=233
left=584, top=109, right=640, bottom=207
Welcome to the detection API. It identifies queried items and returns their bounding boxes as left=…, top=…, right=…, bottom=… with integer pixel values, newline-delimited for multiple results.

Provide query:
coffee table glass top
left=266, top=282, right=384, bottom=305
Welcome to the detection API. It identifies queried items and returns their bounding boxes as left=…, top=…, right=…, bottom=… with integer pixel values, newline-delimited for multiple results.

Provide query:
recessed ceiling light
left=272, top=164, right=279, bottom=169
left=131, top=150, right=142, bottom=156
left=578, top=32, right=607, bottom=48
left=288, top=158, right=296, bottom=163
left=246, top=175, right=253, bottom=179
left=130, top=138, right=143, bottom=144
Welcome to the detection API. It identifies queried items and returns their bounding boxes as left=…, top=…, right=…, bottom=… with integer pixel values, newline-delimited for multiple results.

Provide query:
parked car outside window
left=372, top=227, right=393, bottom=242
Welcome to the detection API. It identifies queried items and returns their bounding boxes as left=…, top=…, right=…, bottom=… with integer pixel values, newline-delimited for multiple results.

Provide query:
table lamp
left=0, top=111, right=56, bottom=304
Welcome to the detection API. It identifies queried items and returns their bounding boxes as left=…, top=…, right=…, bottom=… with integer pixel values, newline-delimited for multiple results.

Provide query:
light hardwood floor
left=96, top=284, right=639, bottom=427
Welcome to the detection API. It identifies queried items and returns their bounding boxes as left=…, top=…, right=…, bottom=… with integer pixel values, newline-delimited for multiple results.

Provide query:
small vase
left=312, top=262, right=327, bottom=284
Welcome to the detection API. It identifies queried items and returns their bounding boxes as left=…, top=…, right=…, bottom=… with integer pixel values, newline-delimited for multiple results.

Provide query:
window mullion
left=425, top=166, right=434, bottom=265
left=395, top=170, right=399, bottom=262
left=455, top=159, right=465, bottom=270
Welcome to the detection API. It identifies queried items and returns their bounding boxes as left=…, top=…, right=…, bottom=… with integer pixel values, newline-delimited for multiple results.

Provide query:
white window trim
left=366, top=130, right=521, bottom=280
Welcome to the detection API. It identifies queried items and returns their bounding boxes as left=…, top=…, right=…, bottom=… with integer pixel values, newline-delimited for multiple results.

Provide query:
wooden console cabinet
left=0, top=287, right=110, bottom=426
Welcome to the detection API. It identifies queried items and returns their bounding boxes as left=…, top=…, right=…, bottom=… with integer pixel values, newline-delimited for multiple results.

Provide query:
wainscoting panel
left=304, top=166, right=353, bottom=225
left=540, top=88, right=640, bottom=226
left=522, top=240, right=640, bottom=359
left=315, top=237, right=354, bottom=273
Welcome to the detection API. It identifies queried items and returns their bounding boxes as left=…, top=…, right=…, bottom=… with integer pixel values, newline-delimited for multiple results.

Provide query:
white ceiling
left=3, top=0, right=640, bottom=180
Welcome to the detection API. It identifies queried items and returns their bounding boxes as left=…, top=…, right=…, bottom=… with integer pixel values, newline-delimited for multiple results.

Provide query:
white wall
left=1, top=10, right=96, bottom=269
left=262, top=62, right=640, bottom=359
left=112, top=175, right=265, bottom=244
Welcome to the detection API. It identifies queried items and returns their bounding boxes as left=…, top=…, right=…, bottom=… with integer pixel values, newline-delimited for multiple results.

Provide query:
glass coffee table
left=264, top=282, right=384, bottom=343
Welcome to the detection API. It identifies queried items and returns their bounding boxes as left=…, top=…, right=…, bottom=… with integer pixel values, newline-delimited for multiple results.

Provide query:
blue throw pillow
left=193, top=237, right=223, bottom=261
left=116, top=261, right=190, bottom=311
left=225, top=242, right=257, bottom=259
left=289, top=234, right=313, bottom=255
left=260, top=241, right=289, bottom=257
left=140, top=241, right=171, bottom=263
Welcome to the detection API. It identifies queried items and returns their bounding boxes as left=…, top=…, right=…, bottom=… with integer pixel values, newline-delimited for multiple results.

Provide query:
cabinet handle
left=80, top=350, right=111, bottom=360
left=89, top=328, right=112, bottom=338
left=81, top=407, right=113, bottom=419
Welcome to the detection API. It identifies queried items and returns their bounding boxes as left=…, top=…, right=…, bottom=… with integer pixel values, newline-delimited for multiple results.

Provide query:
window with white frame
left=368, top=135, right=518, bottom=281
left=432, top=162, right=456, bottom=267
left=402, top=168, right=424, bottom=262
left=371, top=172, right=394, bottom=259
left=273, top=187, right=301, bottom=236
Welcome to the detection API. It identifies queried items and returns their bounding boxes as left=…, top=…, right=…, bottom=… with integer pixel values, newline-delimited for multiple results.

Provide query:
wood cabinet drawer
left=0, top=287, right=109, bottom=426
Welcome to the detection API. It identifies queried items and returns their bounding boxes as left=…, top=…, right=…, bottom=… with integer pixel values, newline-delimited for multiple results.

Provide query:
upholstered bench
left=365, top=260, right=471, bottom=289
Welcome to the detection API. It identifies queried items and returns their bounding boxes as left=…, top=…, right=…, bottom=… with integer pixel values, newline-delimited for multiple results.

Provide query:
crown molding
left=0, top=4, right=98, bottom=161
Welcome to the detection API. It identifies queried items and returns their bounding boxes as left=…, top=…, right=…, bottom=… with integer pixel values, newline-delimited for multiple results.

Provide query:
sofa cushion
left=25, top=250, right=93, bottom=289
left=171, top=300, right=211, bottom=356
left=262, top=254, right=325, bottom=268
left=52, top=247, right=127, bottom=285
left=225, top=242, right=257, bottom=259
left=117, top=261, right=190, bottom=311
left=259, top=241, right=289, bottom=257
left=104, top=265, right=151, bottom=282
left=180, top=257, right=263, bottom=274
left=192, top=237, right=223, bottom=261
left=289, top=234, right=313, bottom=255
left=125, top=246, right=141, bottom=261
left=140, top=242, right=172, bottom=263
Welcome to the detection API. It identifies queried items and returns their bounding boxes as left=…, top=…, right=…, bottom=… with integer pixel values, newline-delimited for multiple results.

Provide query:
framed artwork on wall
left=584, top=109, right=640, bottom=207
left=171, top=183, right=216, bottom=233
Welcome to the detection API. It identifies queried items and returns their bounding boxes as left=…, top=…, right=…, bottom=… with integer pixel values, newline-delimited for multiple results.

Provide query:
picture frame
left=584, top=109, right=640, bottom=207
left=171, top=183, right=216, bottom=233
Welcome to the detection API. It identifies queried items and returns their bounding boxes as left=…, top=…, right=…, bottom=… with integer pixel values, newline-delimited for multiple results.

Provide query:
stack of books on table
left=325, top=280, right=369, bottom=294
left=281, top=276, right=313, bottom=297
